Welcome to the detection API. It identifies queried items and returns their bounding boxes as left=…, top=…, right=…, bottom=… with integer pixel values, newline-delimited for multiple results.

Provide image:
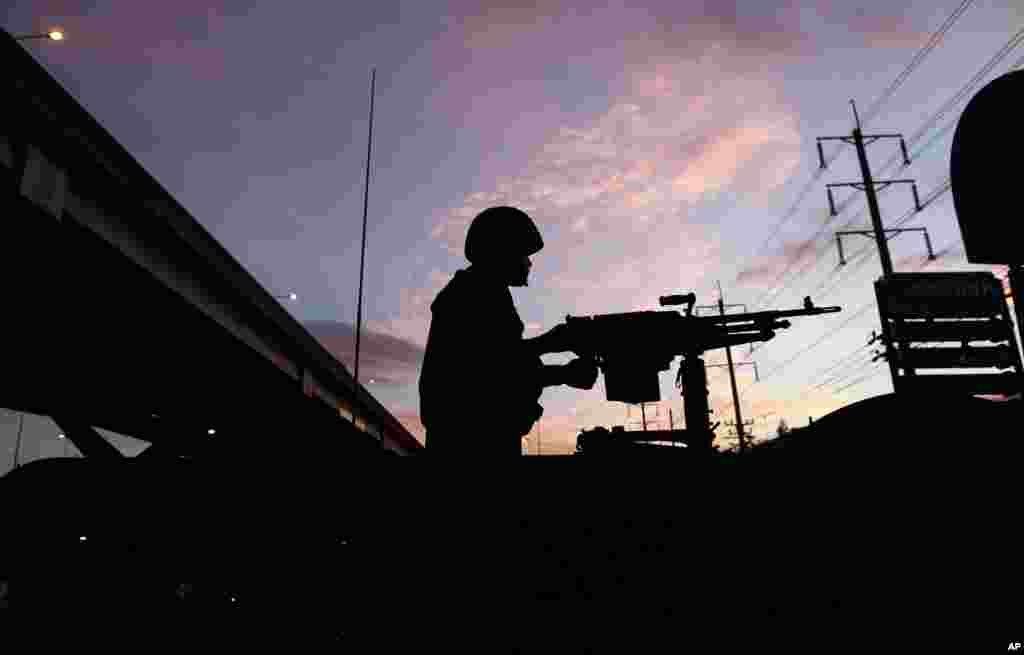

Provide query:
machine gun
left=560, top=293, right=841, bottom=451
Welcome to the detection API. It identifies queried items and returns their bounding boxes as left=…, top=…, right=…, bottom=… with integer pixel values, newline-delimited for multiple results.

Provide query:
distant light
left=79, top=536, right=87, bottom=542
left=369, top=379, right=375, bottom=384
left=230, top=596, right=237, bottom=603
left=207, top=428, right=216, bottom=435
left=48, top=30, right=64, bottom=41
left=289, top=293, right=298, bottom=301
left=57, top=433, right=65, bottom=439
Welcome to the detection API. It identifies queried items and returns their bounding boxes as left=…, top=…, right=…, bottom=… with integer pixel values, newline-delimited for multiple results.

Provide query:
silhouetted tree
left=776, top=419, right=790, bottom=438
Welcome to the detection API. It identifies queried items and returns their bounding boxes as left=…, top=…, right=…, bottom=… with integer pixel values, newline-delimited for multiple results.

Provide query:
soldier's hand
left=563, top=357, right=598, bottom=390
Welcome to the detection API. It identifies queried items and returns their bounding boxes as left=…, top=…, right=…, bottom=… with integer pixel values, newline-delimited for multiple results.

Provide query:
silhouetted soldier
left=419, top=206, right=598, bottom=456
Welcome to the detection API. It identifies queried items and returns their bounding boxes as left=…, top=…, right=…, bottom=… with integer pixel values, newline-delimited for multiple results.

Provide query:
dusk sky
left=4, top=1, right=1021, bottom=455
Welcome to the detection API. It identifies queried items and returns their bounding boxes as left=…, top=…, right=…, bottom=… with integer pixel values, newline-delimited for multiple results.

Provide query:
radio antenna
left=354, top=68, right=376, bottom=387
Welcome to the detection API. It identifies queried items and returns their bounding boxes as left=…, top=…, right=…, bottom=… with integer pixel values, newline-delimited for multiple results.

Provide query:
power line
left=735, top=2, right=978, bottom=298
left=829, top=47, right=1024, bottom=219
left=786, top=175, right=951, bottom=307
left=758, top=302, right=875, bottom=383
left=833, top=368, right=885, bottom=394
left=753, top=210, right=846, bottom=310
left=861, top=0, right=976, bottom=127
left=753, top=172, right=912, bottom=311
left=824, top=355, right=879, bottom=389
left=746, top=172, right=826, bottom=262
left=739, top=20, right=1022, bottom=379
left=814, top=348, right=875, bottom=388
left=807, top=339, right=873, bottom=384
left=812, top=343, right=872, bottom=382
left=749, top=251, right=873, bottom=358
left=762, top=233, right=957, bottom=383
left=816, top=177, right=952, bottom=300
left=867, top=42, right=1024, bottom=186
left=749, top=213, right=937, bottom=368
left=802, top=241, right=962, bottom=388
left=908, top=27, right=1024, bottom=147
left=747, top=36, right=1024, bottom=314
left=758, top=168, right=943, bottom=309
left=760, top=171, right=931, bottom=309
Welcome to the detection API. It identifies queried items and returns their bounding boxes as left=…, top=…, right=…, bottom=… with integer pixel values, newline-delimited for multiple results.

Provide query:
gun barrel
left=720, top=319, right=791, bottom=333
left=700, top=306, right=841, bottom=325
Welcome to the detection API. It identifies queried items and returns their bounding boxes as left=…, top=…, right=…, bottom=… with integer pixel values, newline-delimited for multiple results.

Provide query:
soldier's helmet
left=464, top=206, right=544, bottom=264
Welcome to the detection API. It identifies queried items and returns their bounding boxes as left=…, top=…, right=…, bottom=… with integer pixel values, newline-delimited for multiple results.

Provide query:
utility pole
left=817, top=100, right=922, bottom=278
left=695, top=282, right=750, bottom=452
left=817, top=100, right=922, bottom=387
left=696, top=293, right=756, bottom=451
left=835, top=227, right=935, bottom=267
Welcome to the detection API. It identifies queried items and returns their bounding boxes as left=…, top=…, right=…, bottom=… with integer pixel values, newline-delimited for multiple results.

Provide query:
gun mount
left=562, top=294, right=841, bottom=451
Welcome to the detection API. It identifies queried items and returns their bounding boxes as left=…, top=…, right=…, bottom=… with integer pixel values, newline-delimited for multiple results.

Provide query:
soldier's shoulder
left=430, top=270, right=497, bottom=313
left=431, top=269, right=475, bottom=313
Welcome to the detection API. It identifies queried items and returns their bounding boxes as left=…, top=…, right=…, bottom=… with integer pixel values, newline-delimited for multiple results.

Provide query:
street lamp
left=15, top=29, right=65, bottom=42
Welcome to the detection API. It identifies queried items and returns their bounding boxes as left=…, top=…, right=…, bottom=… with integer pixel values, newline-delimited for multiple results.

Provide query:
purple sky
left=4, top=1, right=1021, bottom=454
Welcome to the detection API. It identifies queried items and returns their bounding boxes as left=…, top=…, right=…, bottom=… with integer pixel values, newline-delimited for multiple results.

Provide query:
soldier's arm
left=522, top=324, right=574, bottom=357
left=522, top=335, right=552, bottom=358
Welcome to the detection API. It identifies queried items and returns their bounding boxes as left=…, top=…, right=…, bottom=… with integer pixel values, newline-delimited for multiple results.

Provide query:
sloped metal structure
left=1, top=28, right=421, bottom=457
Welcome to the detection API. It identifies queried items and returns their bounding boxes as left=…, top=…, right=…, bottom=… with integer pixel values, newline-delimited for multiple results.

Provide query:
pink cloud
left=736, top=238, right=822, bottom=285
left=418, top=1, right=818, bottom=164
left=303, top=320, right=426, bottom=389
left=348, top=269, right=453, bottom=368
left=427, top=55, right=802, bottom=273
left=671, top=119, right=802, bottom=201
